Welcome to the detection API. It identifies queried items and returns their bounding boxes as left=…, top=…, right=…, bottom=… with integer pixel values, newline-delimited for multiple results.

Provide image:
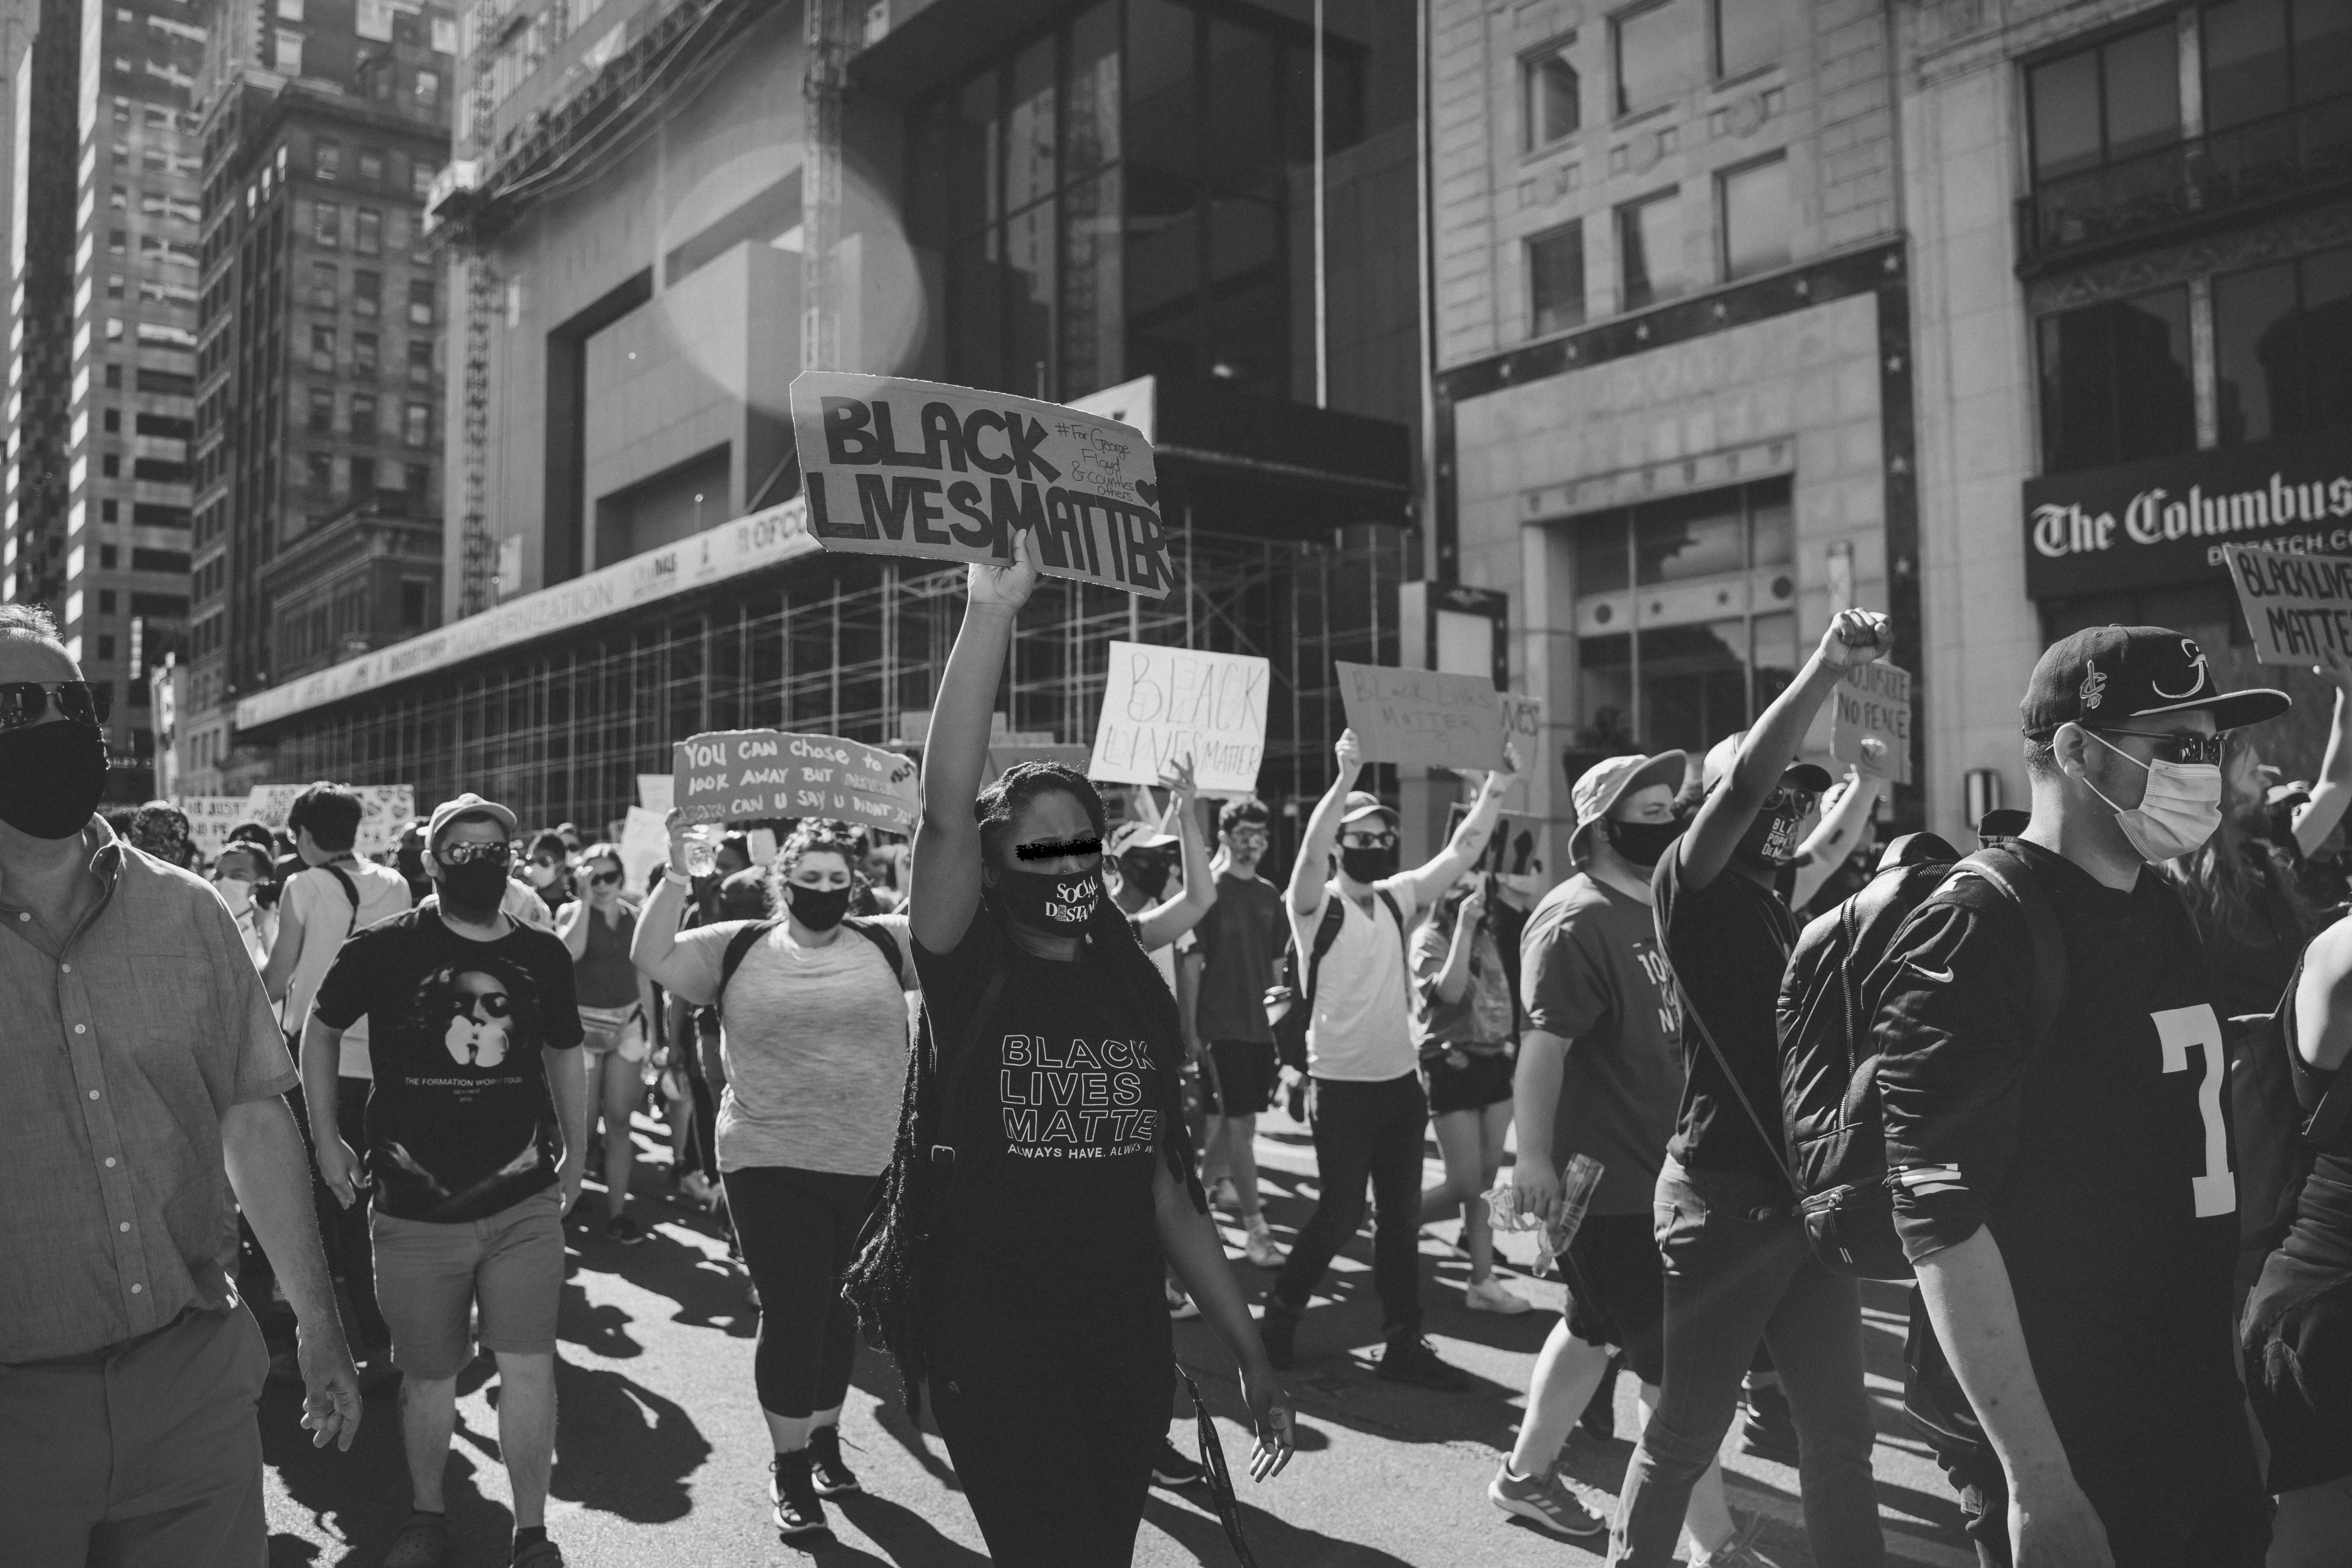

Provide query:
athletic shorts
left=1423, top=1047, right=1515, bottom=1116
left=1200, top=1039, right=1278, bottom=1117
left=1558, top=1209, right=1666, bottom=1387
left=372, top=1185, right=565, bottom=1379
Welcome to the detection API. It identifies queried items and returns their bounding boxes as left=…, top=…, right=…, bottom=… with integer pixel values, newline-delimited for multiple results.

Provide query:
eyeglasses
left=436, top=839, right=512, bottom=866
left=1227, top=830, right=1270, bottom=846
left=2098, top=728, right=2226, bottom=766
left=0, top=680, right=111, bottom=732
left=1340, top=830, right=1399, bottom=849
left=1762, top=788, right=1820, bottom=816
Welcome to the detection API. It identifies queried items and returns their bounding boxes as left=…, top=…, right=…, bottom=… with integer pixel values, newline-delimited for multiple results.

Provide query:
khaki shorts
left=371, top=1185, right=564, bottom=1378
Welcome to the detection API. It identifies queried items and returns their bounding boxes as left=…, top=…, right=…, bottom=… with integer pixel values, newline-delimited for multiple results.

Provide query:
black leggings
left=723, top=1165, right=878, bottom=1419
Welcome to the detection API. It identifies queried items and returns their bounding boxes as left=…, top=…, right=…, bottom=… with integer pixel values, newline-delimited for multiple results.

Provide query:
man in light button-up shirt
left=0, top=608, right=361, bottom=1567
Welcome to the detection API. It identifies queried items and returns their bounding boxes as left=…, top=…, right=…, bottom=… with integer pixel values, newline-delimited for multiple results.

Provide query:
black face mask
left=1606, top=817, right=1684, bottom=869
left=1339, top=844, right=1399, bottom=884
left=1116, top=854, right=1174, bottom=903
left=0, top=721, right=110, bottom=839
left=991, top=865, right=1102, bottom=930
left=1733, top=803, right=1806, bottom=869
left=436, top=857, right=510, bottom=917
left=785, top=881, right=852, bottom=931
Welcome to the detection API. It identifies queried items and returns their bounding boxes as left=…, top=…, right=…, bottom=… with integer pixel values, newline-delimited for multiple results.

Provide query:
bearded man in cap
left=1874, top=627, right=2281, bottom=1568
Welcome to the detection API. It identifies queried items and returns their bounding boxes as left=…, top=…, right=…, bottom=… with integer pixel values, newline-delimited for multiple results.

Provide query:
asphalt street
left=260, top=1116, right=1976, bottom=1568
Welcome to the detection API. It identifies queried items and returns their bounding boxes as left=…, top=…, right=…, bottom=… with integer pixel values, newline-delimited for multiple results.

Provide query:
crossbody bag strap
left=930, top=969, right=1009, bottom=1176
left=1671, top=972, right=1801, bottom=1196
left=1177, top=1366, right=1262, bottom=1568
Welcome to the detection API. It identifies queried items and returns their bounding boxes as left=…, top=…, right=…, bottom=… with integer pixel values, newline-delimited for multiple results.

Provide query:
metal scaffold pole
left=801, top=0, right=849, bottom=373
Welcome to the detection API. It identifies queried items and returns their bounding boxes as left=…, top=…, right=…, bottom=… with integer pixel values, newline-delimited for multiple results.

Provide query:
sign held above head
left=672, top=729, right=920, bottom=831
left=2224, top=544, right=2352, bottom=674
left=1829, top=660, right=1913, bottom=784
left=1088, top=641, right=1270, bottom=799
left=789, top=370, right=1174, bottom=600
left=1334, top=661, right=1509, bottom=771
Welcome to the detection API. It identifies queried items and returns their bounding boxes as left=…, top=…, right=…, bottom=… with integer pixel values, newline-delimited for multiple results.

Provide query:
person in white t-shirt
left=1258, top=728, right=1517, bottom=1389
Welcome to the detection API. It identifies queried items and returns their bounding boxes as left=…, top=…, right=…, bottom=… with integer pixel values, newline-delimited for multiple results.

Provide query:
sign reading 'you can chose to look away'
left=789, top=371, right=1173, bottom=599
left=672, top=730, right=920, bottom=831
left=2224, top=545, right=2352, bottom=673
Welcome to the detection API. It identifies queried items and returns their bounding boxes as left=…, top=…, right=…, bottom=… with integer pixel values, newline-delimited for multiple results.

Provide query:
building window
left=1528, top=221, right=1586, bottom=336
left=405, top=463, right=431, bottom=508
left=354, top=332, right=378, bottom=375
left=309, top=388, right=334, bottom=434
left=1719, top=155, right=1789, bottom=280
left=408, top=338, right=433, bottom=384
left=355, top=209, right=381, bottom=255
left=1617, top=187, right=1684, bottom=309
left=2026, top=21, right=2179, bottom=185
left=354, top=269, right=380, bottom=318
left=314, top=140, right=340, bottom=180
left=407, top=278, right=434, bottom=325
left=359, top=150, right=383, bottom=184
left=102, top=453, right=120, bottom=477
left=404, top=403, right=430, bottom=447
left=412, top=162, right=436, bottom=199
left=2214, top=243, right=2352, bottom=445
left=1613, top=0, right=1695, bottom=118
left=98, top=591, right=116, bottom=615
left=310, top=325, right=336, bottom=372
left=273, top=29, right=302, bottom=75
left=2204, top=0, right=2352, bottom=132
left=401, top=579, right=430, bottom=629
left=307, top=452, right=334, bottom=491
left=415, top=69, right=440, bottom=107
left=351, top=393, right=377, bottom=440
left=109, top=229, right=126, bottom=254
left=350, top=456, right=376, bottom=495
left=311, top=261, right=337, bottom=307
left=314, top=200, right=339, bottom=246
left=1523, top=38, right=1581, bottom=150
left=2036, top=286, right=2198, bottom=474
left=1711, top=0, right=1783, bottom=78
left=103, top=408, right=120, bottom=432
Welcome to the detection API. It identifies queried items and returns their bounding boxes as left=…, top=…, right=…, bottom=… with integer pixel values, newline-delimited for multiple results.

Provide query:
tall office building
left=176, top=0, right=454, bottom=795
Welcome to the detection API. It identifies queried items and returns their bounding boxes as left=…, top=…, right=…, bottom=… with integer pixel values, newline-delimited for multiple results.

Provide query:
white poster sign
left=1087, top=641, right=1269, bottom=797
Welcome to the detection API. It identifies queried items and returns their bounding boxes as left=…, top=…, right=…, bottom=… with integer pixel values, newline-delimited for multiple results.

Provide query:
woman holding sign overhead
left=842, top=527, right=1294, bottom=1567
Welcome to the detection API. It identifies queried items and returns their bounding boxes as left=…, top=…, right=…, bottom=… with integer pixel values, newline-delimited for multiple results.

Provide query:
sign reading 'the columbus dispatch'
left=2022, top=429, right=2352, bottom=599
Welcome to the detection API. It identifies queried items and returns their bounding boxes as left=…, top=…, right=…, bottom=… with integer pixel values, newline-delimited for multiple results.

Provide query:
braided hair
left=840, top=762, right=1205, bottom=1417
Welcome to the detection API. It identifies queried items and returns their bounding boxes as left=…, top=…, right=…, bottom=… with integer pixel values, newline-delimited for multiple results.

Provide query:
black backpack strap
left=1945, top=848, right=2066, bottom=1050
left=1299, top=894, right=1349, bottom=1010
left=320, top=860, right=361, bottom=912
left=844, top=916, right=904, bottom=981
left=1671, top=973, right=1802, bottom=1196
left=717, top=919, right=782, bottom=1009
left=1376, top=888, right=1409, bottom=969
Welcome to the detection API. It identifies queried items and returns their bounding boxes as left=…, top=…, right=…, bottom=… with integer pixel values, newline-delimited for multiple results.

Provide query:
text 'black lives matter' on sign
left=789, top=371, right=1172, bottom=599
left=673, top=730, right=920, bottom=831
left=2224, top=544, right=2352, bottom=673
left=1335, top=662, right=1507, bottom=771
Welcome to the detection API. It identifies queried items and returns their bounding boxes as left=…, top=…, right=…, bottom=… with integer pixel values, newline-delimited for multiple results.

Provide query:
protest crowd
left=10, top=517, right=2352, bottom=1568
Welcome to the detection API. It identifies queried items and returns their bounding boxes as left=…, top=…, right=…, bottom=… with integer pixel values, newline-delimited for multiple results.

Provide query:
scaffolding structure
left=262, top=525, right=1407, bottom=841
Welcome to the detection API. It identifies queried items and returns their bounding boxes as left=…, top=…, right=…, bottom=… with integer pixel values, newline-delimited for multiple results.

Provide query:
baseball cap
left=2021, top=625, right=2288, bottom=736
left=1700, top=731, right=1833, bottom=796
left=426, top=791, right=519, bottom=850
left=1106, top=820, right=1178, bottom=859
left=1339, top=790, right=1399, bottom=828
left=1568, top=750, right=1687, bottom=865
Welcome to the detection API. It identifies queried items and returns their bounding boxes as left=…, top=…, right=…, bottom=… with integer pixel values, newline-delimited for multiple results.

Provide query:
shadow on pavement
left=1143, top=1490, right=1424, bottom=1568
left=548, top=1359, right=711, bottom=1523
left=831, top=1492, right=994, bottom=1566
left=261, top=1377, right=509, bottom=1568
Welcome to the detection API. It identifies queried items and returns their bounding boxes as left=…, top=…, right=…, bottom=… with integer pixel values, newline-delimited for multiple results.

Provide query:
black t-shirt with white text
left=1651, top=845, right=1797, bottom=1185
left=313, top=908, right=584, bottom=1222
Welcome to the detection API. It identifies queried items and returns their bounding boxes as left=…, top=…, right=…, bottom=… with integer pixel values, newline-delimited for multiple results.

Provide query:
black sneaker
left=770, top=1452, right=829, bottom=1540
left=1151, top=1437, right=1209, bottom=1489
left=604, top=1214, right=650, bottom=1247
left=1377, top=1334, right=1470, bottom=1392
left=1258, top=1294, right=1301, bottom=1370
left=806, top=1425, right=860, bottom=1496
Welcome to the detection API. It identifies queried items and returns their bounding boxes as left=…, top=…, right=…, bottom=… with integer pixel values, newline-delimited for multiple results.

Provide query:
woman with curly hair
left=842, top=529, right=1294, bottom=1566
left=631, top=817, right=917, bottom=1540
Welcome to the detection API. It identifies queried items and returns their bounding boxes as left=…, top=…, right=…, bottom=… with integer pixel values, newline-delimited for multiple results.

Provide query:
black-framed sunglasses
left=1340, top=829, right=1399, bottom=849
left=2098, top=728, right=2226, bottom=766
left=0, top=680, right=111, bottom=732
left=437, top=839, right=513, bottom=866
left=586, top=867, right=623, bottom=887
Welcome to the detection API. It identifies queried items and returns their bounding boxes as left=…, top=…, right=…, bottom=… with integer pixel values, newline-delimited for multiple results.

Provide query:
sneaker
left=806, top=1425, right=860, bottom=1496
left=1151, top=1437, right=1209, bottom=1488
left=1739, top=1379, right=1798, bottom=1464
left=1243, top=1220, right=1285, bottom=1269
left=605, top=1214, right=650, bottom=1247
left=678, top=1171, right=715, bottom=1207
left=1464, top=1276, right=1532, bottom=1315
left=1377, top=1334, right=1470, bottom=1392
left=1166, top=1279, right=1201, bottom=1320
left=1210, top=1177, right=1241, bottom=1211
left=1694, top=1521, right=1790, bottom=1568
left=1487, top=1460, right=1606, bottom=1541
left=1258, top=1293, right=1301, bottom=1369
left=770, top=1452, right=829, bottom=1540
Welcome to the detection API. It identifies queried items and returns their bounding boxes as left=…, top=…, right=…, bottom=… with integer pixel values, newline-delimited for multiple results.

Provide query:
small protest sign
left=1088, top=641, right=1270, bottom=798
left=175, top=795, right=252, bottom=858
left=672, top=729, right=920, bottom=832
left=1499, top=692, right=1544, bottom=813
left=1334, top=661, right=1505, bottom=770
left=790, top=370, right=1171, bottom=599
left=1829, top=662, right=1913, bottom=784
left=618, top=806, right=669, bottom=893
left=637, top=774, right=674, bottom=813
left=241, top=782, right=413, bottom=853
left=1446, top=802, right=1545, bottom=882
left=2224, top=545, right=2352, bottom=673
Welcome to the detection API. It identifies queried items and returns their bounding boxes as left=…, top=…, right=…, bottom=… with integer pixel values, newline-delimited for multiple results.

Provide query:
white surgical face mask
left=2082, top=730, right=2223, bottom=862
left=215, top=877, right=253, bottom=915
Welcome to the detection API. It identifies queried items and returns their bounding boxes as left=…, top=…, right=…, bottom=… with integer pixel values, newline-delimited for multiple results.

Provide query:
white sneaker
left=1243, top=1220, right=1285, bottom=1269
left=1464, top=1276, right=1532, bottom=1315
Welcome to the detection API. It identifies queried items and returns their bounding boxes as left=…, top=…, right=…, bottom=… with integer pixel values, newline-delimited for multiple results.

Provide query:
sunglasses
left=2098, top=728, right=2226, bottom=766
left=1340, top=830, right=1399, bottom=849
left=586, top=868, right=622, bottom=887
left=0, top=680, right=111, bottom=732
left=436, top=839, right=512, bottom=866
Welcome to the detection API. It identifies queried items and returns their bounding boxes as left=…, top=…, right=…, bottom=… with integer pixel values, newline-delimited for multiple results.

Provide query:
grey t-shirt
left=668, top=914, right=918, bottom=1176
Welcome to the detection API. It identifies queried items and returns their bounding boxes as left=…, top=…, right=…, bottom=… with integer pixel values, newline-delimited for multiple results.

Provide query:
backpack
left=1265, top=887, right=1406, bottom=1074
left=1773, top=837, right=2065, bottom=1280
left=716, top=916, right=903, bottom=1013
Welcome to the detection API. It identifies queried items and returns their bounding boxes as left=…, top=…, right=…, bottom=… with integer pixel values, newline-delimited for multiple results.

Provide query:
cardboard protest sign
left=618, top=806, right=670, bottom=893
left=1088, top=641, right=1270, bottom=798
left=1829, top=662, right=1913, bottom=784
left=240, top=783, right=413, bottom=853
left=2224, top=545, right=2352, bottom=673
left=1499, top=692, right=1544, bottom=813
left=1334, top=661, right=1505, bottom=770
left=174, top=796, right=253, bottom=858
left=637, top=774, right=674, bottom=813
left=790, top=371, right=1172, bottom=599
left=1446, top=802, right=1545, bottom=883
left=672, top=729, right=920, bottom=833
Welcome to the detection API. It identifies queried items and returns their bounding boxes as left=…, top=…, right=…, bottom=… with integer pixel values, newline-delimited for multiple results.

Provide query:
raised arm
left=1397, top=745, right=1519, bottom=915
left=1135, top=758, right=1218, bottom=949
left=554, top=895, right=590, bottom=959
left=1426, top=885, right=1483, bottom=1005
left=1678, top=609, right=1891, bottom=893
left=909, top=528, right=1043, bottom=955
left=2294, top=668, right=2352, bottom=858
left=630, top=813, right=719, bottom=1005
left=2295, top=910, right=2352, bottom=1071
left=1790, top=769, right=1884, bottom=909
left=1288, top=728, right=1363, bottom=918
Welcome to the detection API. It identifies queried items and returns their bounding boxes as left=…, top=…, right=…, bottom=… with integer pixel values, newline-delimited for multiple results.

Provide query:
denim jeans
left=1270, top=1072, right=1428, bottom=1338
left=1609, top=1159, right=1884, bottom=1568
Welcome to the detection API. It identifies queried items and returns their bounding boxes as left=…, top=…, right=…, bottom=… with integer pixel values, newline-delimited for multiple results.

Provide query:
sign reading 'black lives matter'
left=789, top=371, right=1173, bottom=599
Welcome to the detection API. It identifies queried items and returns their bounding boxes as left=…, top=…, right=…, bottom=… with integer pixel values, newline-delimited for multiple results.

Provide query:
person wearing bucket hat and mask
left=1610, top=609, right=1893, bottom=1568
left=1873, top=628, right=2282, bottom=1568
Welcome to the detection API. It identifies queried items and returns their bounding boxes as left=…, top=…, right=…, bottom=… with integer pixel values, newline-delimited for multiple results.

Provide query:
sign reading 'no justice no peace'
left=672, top=730, right=920, bottom=832
left=790, top=372, right=1174, bottom=599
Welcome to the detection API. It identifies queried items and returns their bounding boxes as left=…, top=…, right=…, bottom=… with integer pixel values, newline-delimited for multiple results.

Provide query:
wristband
left=661, top=867, right=691, bottom=887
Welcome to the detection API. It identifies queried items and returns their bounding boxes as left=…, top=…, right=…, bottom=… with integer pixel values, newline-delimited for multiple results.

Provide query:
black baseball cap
left=2021, top=626, right=2287, bottom=737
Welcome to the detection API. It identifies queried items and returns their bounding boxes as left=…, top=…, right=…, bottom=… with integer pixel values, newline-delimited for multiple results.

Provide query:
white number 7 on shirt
left=2153, top=1005, right=2236, bottom=1219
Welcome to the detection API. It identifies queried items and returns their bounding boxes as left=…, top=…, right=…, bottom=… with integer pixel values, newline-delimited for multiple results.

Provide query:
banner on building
left=1334, top=661, right=1506, bottom=770
left=2022, top=429, right=2352, bottom=599
left=174, top=795, right=253, bottom=858
left=790, top=371, right=1172, bottom=599
left=1829, top=661, right=1913, bottom=784
left=1087, top=641, right=1269, bottom=797
left=2223, top=546, right=2352, bottom=673
left=672, top=729, right=920, bottom=832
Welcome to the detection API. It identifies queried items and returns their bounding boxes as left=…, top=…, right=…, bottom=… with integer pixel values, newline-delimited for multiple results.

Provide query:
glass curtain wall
left=907, top=0, right=1363, bottom=405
